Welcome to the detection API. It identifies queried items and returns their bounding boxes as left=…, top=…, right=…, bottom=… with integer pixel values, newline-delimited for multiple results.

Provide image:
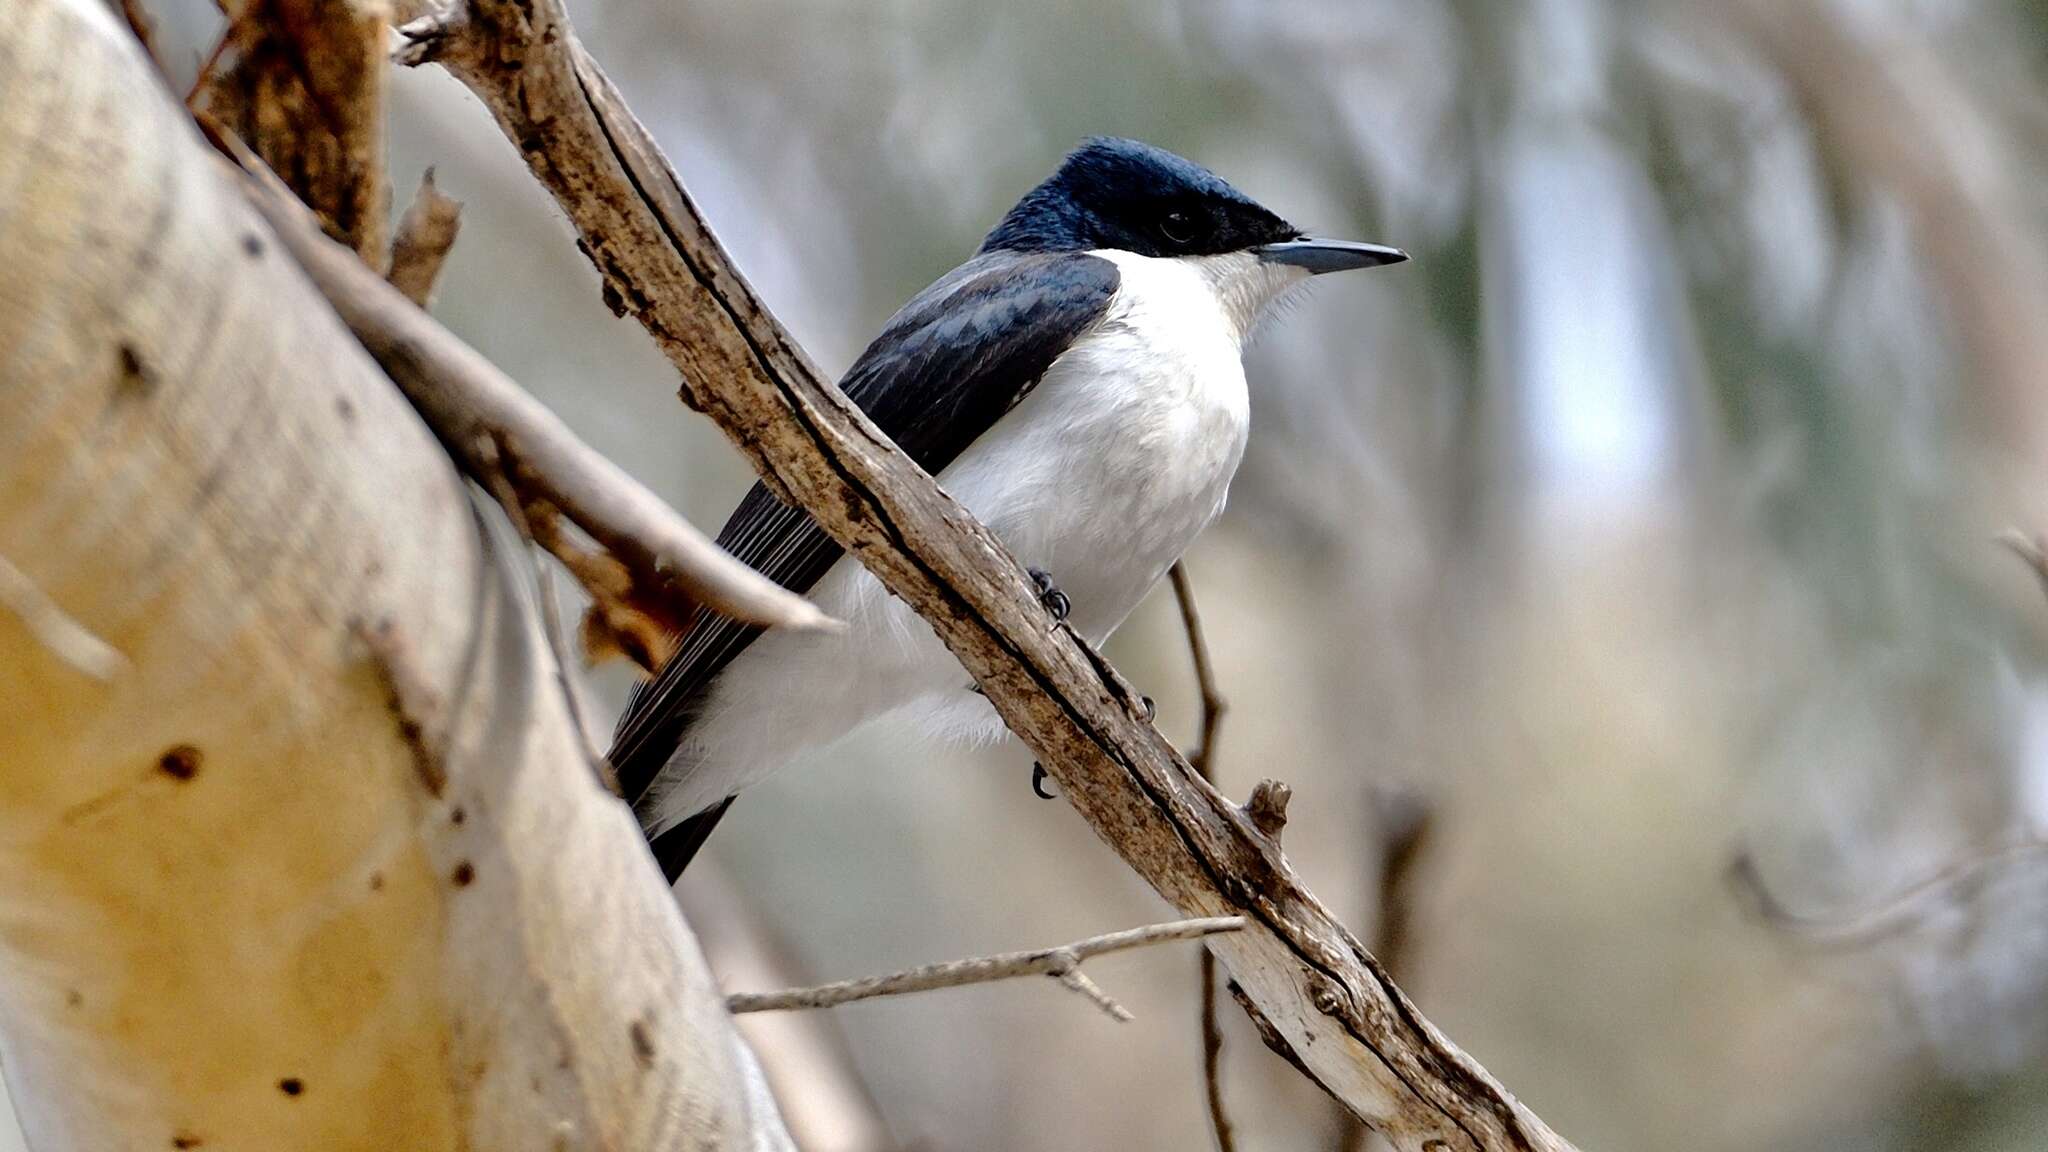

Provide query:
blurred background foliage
left=64, top=0, right=2048, bottom=1148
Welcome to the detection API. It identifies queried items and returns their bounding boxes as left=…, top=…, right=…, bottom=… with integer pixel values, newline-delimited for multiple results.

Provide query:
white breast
left=935, top=249, right=1254, bottom=643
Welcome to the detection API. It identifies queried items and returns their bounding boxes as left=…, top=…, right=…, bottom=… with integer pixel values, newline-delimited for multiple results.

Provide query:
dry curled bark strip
left=194, top=0, right=391, bottom=261
left=226, top=149, right=838, bottom=639
left=400, top=4, right=1579, bottom=1148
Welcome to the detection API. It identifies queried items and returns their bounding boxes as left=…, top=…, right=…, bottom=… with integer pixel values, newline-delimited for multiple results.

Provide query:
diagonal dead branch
left=727, top=917, right=1246, bottom=1023
left=220, top=140, right=837, bottom=642
left=404, top=5, right=1580, bottom=1148
left=387, top=166, right=463, bottom=307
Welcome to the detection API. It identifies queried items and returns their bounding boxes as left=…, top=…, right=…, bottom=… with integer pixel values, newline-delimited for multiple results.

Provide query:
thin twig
left=1197, top=949, right=1236, bottom=1151
left=216, top=132, right=837, bottom=640
left=387, top=167, right=463, bottom=307
left=1168, top=562, right=1236, bottom=1152
left=183, top=26, right=231, bottom=109
left=1370, top=790, right=1434, bottom=981
left=1338, top=791, right=1436, bottom=1152
left=1168, top=561, right=1227, bottom=773
left=727, top=917, right=1246, bottom=1023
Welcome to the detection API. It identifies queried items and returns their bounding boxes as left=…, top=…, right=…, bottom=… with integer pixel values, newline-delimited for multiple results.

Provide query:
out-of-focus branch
left=387, top=167, right=463, bottom=307
left=1340, top=791, right=1437, bottom=1152
left=1169, top=562, right=1229, bottom=774
left=1167, top=562, right=1237, bottom=1152
left=399, top=4, right=1582, bottom=1148
left=1729, top=843, right=2048, bottom=947
left=728, top=918, right=1246, bottom=1024
left=1732, top=1, right=2048, bottom=545
left=224, top=143, right=837, bottom=651
left=1370, top=790, right=1436, bottom=981
left=1720, top=530, right=2048, bottom=949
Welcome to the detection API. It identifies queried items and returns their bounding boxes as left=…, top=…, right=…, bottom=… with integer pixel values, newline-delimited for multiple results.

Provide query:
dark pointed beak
left=1254, top=238, right=1409, bottom=274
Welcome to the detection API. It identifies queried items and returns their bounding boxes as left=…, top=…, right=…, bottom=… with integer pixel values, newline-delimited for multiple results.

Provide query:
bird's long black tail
left=649, top=796, right=735, bottom=883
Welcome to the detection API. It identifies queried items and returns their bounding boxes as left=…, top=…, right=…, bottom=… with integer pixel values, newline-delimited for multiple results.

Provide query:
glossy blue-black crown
left=980, top=137, right=1303, bottom=259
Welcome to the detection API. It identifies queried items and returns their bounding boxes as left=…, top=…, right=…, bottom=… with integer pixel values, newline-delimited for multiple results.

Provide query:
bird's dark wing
left=608, top=250, right=1121, bottom=863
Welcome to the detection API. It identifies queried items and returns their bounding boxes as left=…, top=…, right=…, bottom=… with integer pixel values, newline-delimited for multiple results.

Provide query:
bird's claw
left=1141, top=695, right=1156, bottom=721
left=1028, top=567, right=1070, bottom=622
left=1031, top=762, right=1057, bottom=800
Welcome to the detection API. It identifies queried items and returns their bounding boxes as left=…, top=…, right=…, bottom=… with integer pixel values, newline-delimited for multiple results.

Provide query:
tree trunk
left=0, top=1, right=789, bottom=1148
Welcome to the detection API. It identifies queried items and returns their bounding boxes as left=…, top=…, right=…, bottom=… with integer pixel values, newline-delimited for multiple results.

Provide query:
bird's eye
left=1159, top=210, right=1196, bottom=246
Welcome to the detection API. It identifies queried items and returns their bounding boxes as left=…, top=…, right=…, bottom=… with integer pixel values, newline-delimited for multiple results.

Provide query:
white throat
left=1086, top=247, right=1312, bottom=356
left=1190, top=250, right=1314, bottom=347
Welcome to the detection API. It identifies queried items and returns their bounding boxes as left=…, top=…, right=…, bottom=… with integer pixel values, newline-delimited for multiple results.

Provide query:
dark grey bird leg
left=1028, top=566, right=1070, bottom=622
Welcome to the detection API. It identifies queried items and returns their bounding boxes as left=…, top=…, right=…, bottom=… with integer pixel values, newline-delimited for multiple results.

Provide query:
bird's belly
left=936, top=322, right=1251, bottom=643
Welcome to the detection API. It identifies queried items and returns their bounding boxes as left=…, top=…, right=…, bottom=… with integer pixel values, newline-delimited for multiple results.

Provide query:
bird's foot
left=1031, top=762, right=1058, bottom=800
left=1142, top=695, right=1156, bottom=721
left=1028, top=567, right=1070, bottom=622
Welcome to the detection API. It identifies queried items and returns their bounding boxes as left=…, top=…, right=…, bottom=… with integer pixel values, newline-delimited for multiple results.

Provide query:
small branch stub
left=387, top=167, right=463, bottom=307
left=1246, top=779, right=1292, bottom=840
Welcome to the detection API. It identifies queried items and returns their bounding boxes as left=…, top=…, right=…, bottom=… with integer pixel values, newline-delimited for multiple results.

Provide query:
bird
left=609, top=136, right=1407, bottom=880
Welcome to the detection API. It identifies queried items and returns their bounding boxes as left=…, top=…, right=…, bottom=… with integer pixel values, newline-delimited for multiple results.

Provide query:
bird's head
left=980, top=137, right=1405, bottom=338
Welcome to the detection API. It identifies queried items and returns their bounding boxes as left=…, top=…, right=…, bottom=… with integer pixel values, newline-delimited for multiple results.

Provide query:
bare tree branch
left=388, top=166, right=463, bottom=307
left=223, top=142, right=838, bottom=642
left=728, top=918, right=1246, bottom=1023
left=400, top=4, right=1582, bottom=1148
